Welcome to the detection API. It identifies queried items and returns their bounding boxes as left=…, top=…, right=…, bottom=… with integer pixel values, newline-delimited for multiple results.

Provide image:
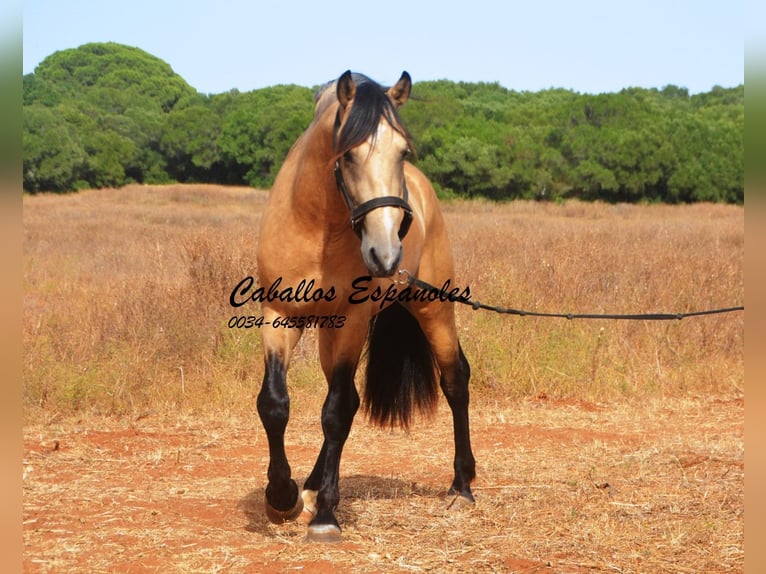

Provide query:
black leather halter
left=332, top=111, right=413, bottom=240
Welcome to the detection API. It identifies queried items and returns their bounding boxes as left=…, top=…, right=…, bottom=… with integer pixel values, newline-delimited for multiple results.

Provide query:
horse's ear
left=337, top=70, right=356, bottom=108
left=388, top=71, right=412, bottom=107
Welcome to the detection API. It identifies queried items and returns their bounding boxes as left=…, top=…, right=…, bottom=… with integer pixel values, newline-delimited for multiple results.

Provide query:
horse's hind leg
left=415, top=309, right=476, bottom=504
left=257, top=325, right=305, bottom=523
left=440, top=343, right=475, bottom=504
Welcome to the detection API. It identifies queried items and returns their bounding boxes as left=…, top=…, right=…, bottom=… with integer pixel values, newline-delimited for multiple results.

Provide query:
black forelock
left=334, top=74, right=411, bottom=158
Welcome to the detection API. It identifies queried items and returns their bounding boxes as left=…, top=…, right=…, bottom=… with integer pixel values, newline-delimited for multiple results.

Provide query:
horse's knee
left=257, top=388, right=290, bottom=431
left=257, top=354, right=290, bottom=431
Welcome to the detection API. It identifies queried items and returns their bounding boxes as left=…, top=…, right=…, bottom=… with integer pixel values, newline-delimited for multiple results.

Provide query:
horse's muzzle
left=363, top=242, right=403, bottom=277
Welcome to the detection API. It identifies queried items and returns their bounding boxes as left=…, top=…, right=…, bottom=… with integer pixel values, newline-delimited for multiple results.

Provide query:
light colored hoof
left=306, top=523, right=342, bottom=543
left=265, top=495, right=304, bottom=524
left=298, top=490, right=317, bottom=525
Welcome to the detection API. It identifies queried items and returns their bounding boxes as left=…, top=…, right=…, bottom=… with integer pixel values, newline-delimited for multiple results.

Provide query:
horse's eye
left=402, top=148, right=411, bottom=159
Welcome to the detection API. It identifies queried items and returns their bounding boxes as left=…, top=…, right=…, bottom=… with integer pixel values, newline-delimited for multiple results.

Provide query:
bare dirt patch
left=23, top=395, right=743, bottom=573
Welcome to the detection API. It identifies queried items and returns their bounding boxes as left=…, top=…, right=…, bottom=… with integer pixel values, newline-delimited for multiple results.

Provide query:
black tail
left=364, top=303, right=439, bottom=429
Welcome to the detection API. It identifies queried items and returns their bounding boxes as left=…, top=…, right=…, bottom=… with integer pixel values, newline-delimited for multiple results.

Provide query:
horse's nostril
left=366, top=244, right=402, bottom=277
left=369, top=247, right=381, bottom=267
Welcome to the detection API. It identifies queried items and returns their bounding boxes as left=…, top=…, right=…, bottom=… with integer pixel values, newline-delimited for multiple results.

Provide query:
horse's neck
left=288, top=114, right=347, bottom=234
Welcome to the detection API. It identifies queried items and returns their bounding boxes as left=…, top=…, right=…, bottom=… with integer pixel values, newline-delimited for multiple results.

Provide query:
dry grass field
left=23, top=185, right=744, bottom=572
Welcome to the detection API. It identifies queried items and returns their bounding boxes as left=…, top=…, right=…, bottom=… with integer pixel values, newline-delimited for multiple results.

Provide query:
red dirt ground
left=23, top=395, right=743, bottom=573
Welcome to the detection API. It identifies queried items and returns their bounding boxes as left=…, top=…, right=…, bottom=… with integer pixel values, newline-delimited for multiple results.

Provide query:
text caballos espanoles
left=229, top=276, right=471, bottom=310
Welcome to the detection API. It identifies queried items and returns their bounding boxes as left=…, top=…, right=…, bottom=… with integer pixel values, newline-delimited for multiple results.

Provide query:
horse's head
left=333, top=71, right=414, bottom=277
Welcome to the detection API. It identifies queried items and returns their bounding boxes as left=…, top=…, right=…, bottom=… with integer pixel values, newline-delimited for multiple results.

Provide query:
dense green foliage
left=23, top=43, right=743, bottom=203
left=400, top=81, right=743, bottom=203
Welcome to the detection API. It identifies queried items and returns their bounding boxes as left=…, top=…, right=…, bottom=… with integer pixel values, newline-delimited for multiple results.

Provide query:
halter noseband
left=332, top=111, right=414, bottom=240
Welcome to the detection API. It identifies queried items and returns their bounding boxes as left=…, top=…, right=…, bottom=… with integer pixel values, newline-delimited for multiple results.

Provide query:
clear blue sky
left=23, top=0, right=744, bottom=95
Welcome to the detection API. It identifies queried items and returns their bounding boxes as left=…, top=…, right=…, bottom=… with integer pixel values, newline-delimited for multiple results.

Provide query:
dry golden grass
left=445, top=199, right=744, bottom=403
left=23, top=185, right=744, bottom=419
left=22, top=185, right=744, bottom=572
left=24, top=185, right=268, bottom=418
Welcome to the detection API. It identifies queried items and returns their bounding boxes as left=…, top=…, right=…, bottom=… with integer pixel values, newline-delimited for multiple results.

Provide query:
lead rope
left=394, top=269, right=744, bottom=321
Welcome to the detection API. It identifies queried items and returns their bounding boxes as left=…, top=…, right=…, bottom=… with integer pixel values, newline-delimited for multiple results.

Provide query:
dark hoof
left=446, top=494, right=475, bottom=510
left=447, top=485, right=475, bottom=509
left=306, top=523, right=342, bottom=543
left=265, top=495, right=304, bottom=524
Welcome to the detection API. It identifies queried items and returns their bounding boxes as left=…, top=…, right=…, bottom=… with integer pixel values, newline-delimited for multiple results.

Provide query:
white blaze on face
left=370, top=122, right=401, bottom=239
left=377, top=206, right=399, bottom=239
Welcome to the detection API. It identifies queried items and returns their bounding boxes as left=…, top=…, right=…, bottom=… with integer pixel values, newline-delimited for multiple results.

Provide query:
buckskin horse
left=254, top=70, right=475, bottom=542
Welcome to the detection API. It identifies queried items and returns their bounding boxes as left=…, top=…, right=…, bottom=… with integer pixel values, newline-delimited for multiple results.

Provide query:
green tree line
left=23, top=42, right=743, bottom=203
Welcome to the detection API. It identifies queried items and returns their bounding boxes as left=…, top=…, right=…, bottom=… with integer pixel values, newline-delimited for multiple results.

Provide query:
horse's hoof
left=446, top=494, right=476, bottom=510
left=446, top=486, right=475, bottom=510
left=265, top=495, right=304, bottom=524
left=306, top=523, right=342, bottom=543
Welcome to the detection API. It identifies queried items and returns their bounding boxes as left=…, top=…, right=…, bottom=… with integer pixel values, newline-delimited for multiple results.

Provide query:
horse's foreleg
left=303, top=329, right=363, bottom=542
left=305, top=362, right=359, bottom=542
left=257, top=326, right=304, bottom=523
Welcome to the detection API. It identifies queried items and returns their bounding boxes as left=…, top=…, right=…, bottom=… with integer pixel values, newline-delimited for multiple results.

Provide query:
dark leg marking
left=257, top=352, right=303, bottom=522
left=306, top=362, right=360, bottom=542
